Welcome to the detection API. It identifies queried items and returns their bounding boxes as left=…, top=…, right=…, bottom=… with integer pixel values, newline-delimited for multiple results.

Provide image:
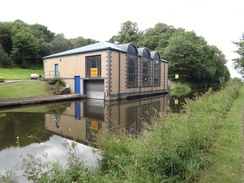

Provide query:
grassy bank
left=5, top=83, right=241, bottom=183
left=199, top=86, right=244, bottom=182
left=94, top=84, right=242, bottom=182
left=0, top=80, right=50, bottom=100
left=0, top=68, right=43, bottom=80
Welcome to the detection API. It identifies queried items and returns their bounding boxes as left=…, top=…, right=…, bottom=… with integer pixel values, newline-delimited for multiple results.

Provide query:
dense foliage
left=111, top=21, right=230, bottom=89
left=233, top=33, right=244, bottom=76
left=0, top=20, right=97, bottom=69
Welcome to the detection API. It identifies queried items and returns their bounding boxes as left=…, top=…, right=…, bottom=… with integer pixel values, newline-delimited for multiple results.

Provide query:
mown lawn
left=0, top=68, right=43, bottom=80
left=0, top=80, right=50, bottom=100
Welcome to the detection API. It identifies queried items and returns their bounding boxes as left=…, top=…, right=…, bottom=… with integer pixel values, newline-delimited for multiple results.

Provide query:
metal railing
left=44, top=71, right=60, bottom=78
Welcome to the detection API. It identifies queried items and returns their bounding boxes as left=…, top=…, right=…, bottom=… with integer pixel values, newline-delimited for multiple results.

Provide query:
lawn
left=0, top=80, right=50, bottom=100
left=0, top=68, right=43, bottom=80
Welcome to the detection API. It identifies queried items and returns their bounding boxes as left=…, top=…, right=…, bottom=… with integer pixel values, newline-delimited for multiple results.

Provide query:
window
left=127, top=44, right=138, bottom=88
left=153, top=54, right=161, bottom=86
left=142, top=58, right=151, bottom=86
left=142, top=49, right=151, bottom=87
left=127, top=55, right=138, bottom=87
left=86, top=55, right=101, bottom=77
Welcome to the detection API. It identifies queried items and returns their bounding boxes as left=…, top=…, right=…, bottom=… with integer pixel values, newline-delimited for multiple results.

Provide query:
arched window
left=127, top=44, right=138, bottom=88
left=152, top=52, right=161, bottom=86
left=142, top=48, right=151, bottom=87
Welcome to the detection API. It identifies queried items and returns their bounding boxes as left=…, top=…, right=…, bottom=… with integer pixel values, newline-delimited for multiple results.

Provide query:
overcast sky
left=1, top=0, right=244, bottom=78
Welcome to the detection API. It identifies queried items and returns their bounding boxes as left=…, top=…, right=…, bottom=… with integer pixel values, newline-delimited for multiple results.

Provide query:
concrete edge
left=0, top=94, right=85, bottom=108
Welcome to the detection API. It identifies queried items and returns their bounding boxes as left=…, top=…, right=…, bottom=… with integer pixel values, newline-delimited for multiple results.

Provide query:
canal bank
left=0, top=94, right=84, bottom=107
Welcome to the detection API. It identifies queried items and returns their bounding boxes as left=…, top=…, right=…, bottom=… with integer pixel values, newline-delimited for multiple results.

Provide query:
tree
left=163, top=32, right=229, bottom=88
left=109, top=21, right=142, bottom=44
left=10, top=31, right=40, bottom=68
left=0, top=22, right=12, bottom=55
left=70, top=36, right=97, bottom=48
left=50, top=33, right=72, bottom=53
left=30, top=23, right=55, bottom=43
left=138, top=23, right=178, bottom=55
left=0, top=44, right=14, bottom=68
left=233, top=33, right=244, bottom=76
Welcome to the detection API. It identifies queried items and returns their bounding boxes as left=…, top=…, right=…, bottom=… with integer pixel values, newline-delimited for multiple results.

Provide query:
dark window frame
left=127, top=54, right=138, bottom=88
left=86, top=55, right=101, bottom=77
left=142, top=57, right=151, bottom=87
left=153, top=60, right=161, bottom=86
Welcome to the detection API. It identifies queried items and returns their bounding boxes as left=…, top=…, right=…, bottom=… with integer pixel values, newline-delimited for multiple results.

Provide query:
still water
left=0, top=94, right=171, bottom=181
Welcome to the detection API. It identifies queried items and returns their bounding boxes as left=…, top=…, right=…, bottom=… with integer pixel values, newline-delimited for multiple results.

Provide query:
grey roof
left=43, top=41, right=127, bottom=59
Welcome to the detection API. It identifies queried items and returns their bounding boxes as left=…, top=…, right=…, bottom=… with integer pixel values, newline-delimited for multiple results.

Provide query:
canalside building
left=43, top=41, right=168, bottom=100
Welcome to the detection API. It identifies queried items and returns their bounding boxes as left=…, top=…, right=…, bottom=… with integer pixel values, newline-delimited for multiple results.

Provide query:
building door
left=55, top=64, right=59, bottom=77
left=86, top=80, right=104, bottom=99
left=74, top=76, right=80, bottom=94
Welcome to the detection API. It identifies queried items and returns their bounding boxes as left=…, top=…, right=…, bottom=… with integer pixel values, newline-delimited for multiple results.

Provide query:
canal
left=0, top=93, right=188, bottom=181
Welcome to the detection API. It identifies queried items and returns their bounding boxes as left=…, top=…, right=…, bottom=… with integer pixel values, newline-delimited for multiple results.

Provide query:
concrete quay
left=0, top=94, right=84, bottom=108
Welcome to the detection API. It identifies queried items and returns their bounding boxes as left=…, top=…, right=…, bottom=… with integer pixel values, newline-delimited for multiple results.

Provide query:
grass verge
left=199, top=85, right=244, bottom=183
left=0, top=68, right=43, bottom=80
left=0, top=80, right=50, bottom=100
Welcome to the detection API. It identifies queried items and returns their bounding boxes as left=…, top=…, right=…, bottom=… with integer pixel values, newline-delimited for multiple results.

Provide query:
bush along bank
left=0, top=76, right=4, bottom=83
left=2, top=83, right=241, bottom=183
left=95, top=84, right=242, bottom=183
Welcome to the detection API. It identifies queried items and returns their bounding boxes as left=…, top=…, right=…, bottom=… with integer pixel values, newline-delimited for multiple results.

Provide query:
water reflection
left=45, top=95, right=168, bottom=145
left=0, top=94, right=168, bottom=181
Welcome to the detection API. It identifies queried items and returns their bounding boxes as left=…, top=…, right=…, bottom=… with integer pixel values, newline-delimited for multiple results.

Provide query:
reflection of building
left=45, top=95, right=168, bottom=144
left=43, top=42, right=168, bottom=100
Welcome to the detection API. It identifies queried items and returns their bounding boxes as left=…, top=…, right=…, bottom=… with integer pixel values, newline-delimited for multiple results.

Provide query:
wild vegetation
left=233, top=33, right=244, bottom=77
left=1, top=83, right=242, bottom=183
left=48, top=77, right=66, bottom=94
left=0, top=76, right=4, bottom=83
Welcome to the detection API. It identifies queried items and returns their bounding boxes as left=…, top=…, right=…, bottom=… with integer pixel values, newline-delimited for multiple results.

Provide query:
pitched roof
left=43, top=41, right=127, bottom=59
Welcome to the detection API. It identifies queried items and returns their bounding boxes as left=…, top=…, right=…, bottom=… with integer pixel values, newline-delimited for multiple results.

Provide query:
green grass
left=0, top=80, right=50, bottom=100
left=0, top=68, right=43, bottom=80
left=199, top=85, right=244, bottom=183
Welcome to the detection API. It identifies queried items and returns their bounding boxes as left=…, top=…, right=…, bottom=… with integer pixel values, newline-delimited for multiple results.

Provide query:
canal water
left=0, top=93, right=185, bottom=181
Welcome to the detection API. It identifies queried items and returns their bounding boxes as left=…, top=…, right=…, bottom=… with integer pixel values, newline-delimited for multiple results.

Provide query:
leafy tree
left=138, top=23, right=176, bottom=51
left=0, top=22, right=12, bottom=55
left=109, top=21, right=142, bottom=44
left=10, top=20, right=31, bottom=36
left=70, top=36, right=97, bottom=48
left=10, top=30, right=40, bottom=68
left=51, top=33, right=72, bottom=53
left=30, top=23, right=55, bottom=43
left=0, top=44, right=14, bottom=68
left=233, top=33, right=244, bottom=76
left=163, top=32, right=229, bottom=88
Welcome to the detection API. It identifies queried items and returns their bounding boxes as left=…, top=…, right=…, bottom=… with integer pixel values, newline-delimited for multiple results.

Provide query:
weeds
left=48, top=78, right=66, bottom=94
left=21, top=141, right=92, bottom=183
left=95, top=83, right=242, bottom=182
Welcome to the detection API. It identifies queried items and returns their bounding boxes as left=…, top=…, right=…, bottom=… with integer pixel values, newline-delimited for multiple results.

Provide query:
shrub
left=0, top=77, right=5, bottom=83
left=48, top=78, right=66, bottom=94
